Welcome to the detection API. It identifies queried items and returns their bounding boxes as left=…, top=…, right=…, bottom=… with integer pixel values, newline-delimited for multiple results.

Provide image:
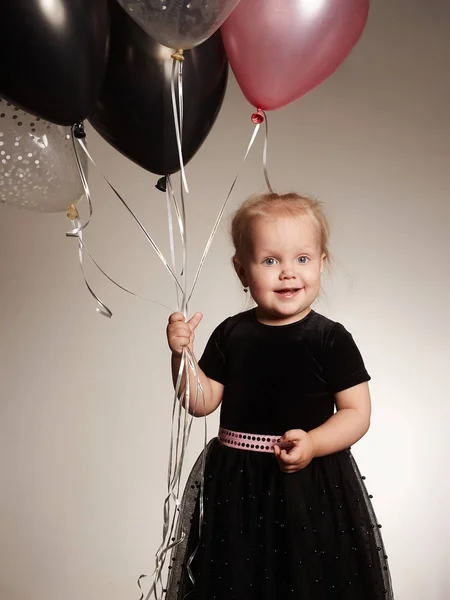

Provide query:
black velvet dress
left=166, top=309, right=393, bottom=600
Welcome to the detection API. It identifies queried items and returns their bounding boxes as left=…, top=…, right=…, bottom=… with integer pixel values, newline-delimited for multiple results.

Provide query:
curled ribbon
left=66, top=99, right=274, bottom=598
left=67, top=204, right=112, bottom=318
left=75, top=138, right=184, bottom=294
left=171, top=57, right=189, bottom=196
left=66, top=124, right=93, bottom=238
left=139, top=349, right=207, bottom=600
left=138, top=111, right=276, bottom=598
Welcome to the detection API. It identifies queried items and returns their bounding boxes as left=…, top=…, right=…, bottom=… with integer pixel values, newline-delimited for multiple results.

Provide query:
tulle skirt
left=166, top=439, right=393, bottom=600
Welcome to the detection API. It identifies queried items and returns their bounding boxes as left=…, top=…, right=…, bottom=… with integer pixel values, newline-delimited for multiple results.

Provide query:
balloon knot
left=67, top=203, right=79, bottom=220
left=73, top=122, right=86, bottom=139
left=251, top=109, right=264, bottom=124
left=155, top=177, right=167, bottom=192
left=171, top=49, right=185, bottom=62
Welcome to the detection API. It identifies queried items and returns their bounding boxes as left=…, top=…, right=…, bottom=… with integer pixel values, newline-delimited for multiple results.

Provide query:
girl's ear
left=232, top=256, right=249, bottom=288
left=320, top=253, right=327, bottom=273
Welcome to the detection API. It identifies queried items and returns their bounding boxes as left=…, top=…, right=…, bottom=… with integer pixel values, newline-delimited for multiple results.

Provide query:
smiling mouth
left=275, top=288, right=301, bottom=298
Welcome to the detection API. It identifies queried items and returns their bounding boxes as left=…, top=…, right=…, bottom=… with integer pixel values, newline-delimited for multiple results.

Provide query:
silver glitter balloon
left=0, top=99, right=85, bottom=213
left=116, top=0, right=241, bottom=50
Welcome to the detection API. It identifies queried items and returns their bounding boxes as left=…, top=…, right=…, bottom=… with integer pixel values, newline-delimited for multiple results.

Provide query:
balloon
left=89, top=1, right=228, bottom=176
left=116, top=0, right=240, bottom=50
left=221, top=0, right=369, bottom=111
left=0, top=99, right=85, bottom=213
left=0, top=0, right=110, bottom=125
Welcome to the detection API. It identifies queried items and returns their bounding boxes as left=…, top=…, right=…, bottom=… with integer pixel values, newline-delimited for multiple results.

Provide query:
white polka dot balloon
left=0, top=98, right=86, bottom=213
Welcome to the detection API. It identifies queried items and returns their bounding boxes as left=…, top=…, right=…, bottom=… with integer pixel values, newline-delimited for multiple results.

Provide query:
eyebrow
left=257, top=246, right=317, bottom=254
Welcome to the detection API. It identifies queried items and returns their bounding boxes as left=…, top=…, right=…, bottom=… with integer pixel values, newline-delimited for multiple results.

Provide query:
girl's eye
left=263, top=257, right=277, bottom=266
left=297, top=256, right=309, bottom=264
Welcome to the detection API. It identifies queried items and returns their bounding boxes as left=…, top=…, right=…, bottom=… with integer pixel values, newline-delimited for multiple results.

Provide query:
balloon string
left=138, top=63, right=199, bottom=598
left=188, top=122, right=261, bottom=304
left=71, top=133, right=199, bottom=598
left=179, top=174, right=188, bottom=318
left=74, top=231, right=176, bottom=313
left=161, top=112, right=269, bottom=595
left=76, top=138, right=184, bottom=294
left=167, top=175, right=184, bottom=241
left=178, top=61, right=185, bottom=153
left=139, top=352, right=206, bottom=600
left=66, top=126, right=93, bottom=237
left=66, top=129, right=111, bottom=317
left=166, top=176, right=187, bottom=313
left=185, top=351, right=208, bottom=586
left=139, top=351, right=189, bottom=600
left=176, top=61, right=189, bottom=319
left=261, top=111, right=274, bottom=193
left=171, top=59, right=189, bottom=195
left=68, top=212, right=112, bottom=318
left=166, top=175, right=181, bottom=311
left=141, top=66, right=195, bottom=595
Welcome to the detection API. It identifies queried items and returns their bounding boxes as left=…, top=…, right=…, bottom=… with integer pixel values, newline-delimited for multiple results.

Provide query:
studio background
left=1, top=1, right=449, bottom=598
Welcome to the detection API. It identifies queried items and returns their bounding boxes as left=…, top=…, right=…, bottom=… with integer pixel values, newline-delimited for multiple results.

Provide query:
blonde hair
left=231, top=192, right=330, bottom=260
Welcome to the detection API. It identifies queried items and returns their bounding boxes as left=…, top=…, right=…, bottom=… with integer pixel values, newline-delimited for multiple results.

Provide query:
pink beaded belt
left=218, top=427, right=291, bottom=453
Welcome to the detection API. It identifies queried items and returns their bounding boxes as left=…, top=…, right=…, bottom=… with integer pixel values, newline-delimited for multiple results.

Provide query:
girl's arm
left=308, top=381, right=371, bottom=456
left=171, top=353, right=224, bottom=417
left=275, top=382, right=371, bottom=472
left=167, top=311, right=224, bottom=417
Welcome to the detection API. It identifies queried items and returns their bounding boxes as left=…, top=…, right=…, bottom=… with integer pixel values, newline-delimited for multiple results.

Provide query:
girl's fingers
left=168, top=321, right=192, bottom=336
left=278, top=444, right=301, bottom=462
left=167, top=312, right=199, bottom=355
left=168, top=312, right=185, bottom=324
left=187, top=312, right=203, bottom=331
left=169, top=312, right=202, bottom=328
left=280, top=429, right=304, bottom=443
left=170, top=324, right=190, bottom=335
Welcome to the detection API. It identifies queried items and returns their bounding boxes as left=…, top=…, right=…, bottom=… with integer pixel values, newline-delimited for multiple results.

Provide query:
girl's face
left=234, top=214, right=326, bottom=326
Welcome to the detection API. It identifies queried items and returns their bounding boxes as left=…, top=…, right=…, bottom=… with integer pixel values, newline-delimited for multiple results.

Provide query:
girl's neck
left=254, top=306, right=312, bottom=326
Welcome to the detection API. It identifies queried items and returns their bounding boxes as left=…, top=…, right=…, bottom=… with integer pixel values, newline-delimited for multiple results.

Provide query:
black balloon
left=0, top=0, right=110, bottom=125
left=89, top=1, right=228, bottom=176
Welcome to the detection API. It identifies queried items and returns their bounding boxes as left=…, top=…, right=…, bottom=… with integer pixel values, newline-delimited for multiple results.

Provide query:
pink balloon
left=221, top=0, right=369, bottom=111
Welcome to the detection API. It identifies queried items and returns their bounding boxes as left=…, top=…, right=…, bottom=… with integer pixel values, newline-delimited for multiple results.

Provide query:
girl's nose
left=279, top=265, right=296, bottom=279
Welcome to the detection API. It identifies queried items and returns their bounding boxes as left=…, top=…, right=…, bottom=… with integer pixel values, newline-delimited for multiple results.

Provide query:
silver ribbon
left=74, top=231, right=176, bottom=313
left=76, top=138, right=184, bottom=295
left=66, top=127, right=94, bottom=238
left=68, top=214, right=112, bottom=318
left=188, top=121, right=261, bottom=303
left=170, top=58, right=189, bottom=317
left=188, top=110, right=274, bottom=303
left=67, top=132, right=182, bottom=317
left=138, top=57, right=198, bottom=600
left=171, top=59, right=189, bottom=195
left=139, top=349, right=207, bottom=600
left=67, top=101, right=274, bottom=598
left=69, top=116, right=195, bottom=600
left=165, top=176, right=181, bottom=310
left=262, top=111, right=274, bottom=194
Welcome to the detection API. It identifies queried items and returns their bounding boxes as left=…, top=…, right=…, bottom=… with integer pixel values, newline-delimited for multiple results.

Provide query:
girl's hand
left=273, top=429, right=315, bottom=473
left=166, top=312, right=203, bottom=357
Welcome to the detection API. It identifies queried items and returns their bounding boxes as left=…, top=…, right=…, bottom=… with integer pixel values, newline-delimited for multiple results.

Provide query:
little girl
left=166, top=193, right=393, bottom=600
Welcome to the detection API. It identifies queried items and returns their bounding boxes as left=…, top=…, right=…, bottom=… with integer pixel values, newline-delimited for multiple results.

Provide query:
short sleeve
left=323, top=323, right=370, bottom=393
left=198, top=321, right=227, bottom=384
